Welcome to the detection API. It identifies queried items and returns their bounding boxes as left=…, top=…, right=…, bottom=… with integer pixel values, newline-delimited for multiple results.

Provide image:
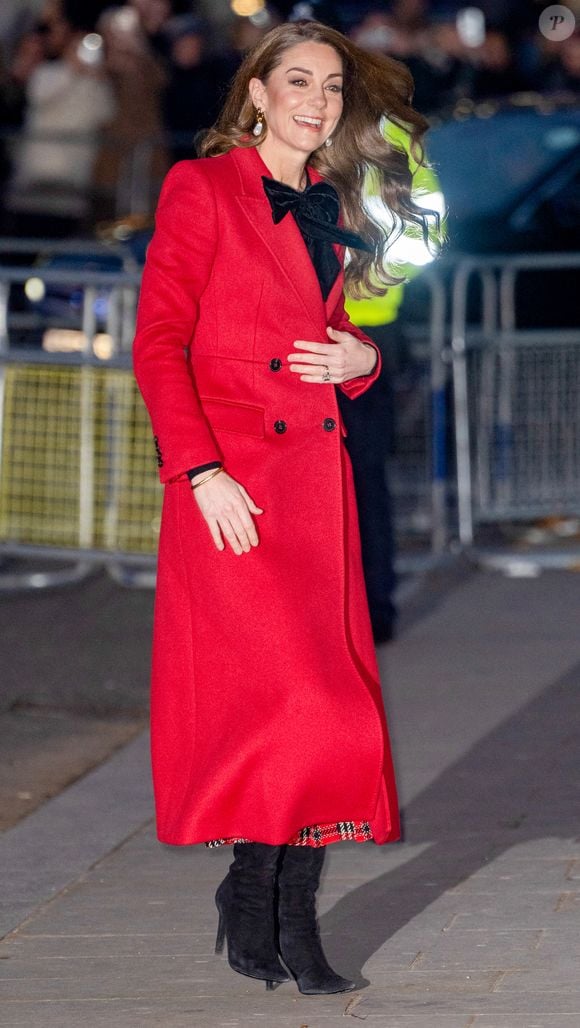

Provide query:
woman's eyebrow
left=286, top=66, right=344, bottom=79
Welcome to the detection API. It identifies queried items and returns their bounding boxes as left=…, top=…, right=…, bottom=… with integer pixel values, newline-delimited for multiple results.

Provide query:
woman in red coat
left=133, top=19, right=434, bottom=996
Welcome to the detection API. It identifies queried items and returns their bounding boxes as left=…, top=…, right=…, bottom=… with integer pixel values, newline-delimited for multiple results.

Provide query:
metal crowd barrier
left=451, top=252, right=580, bottom=569
left=2, top=250, right=578, bottom=591
left=388, top=267, right=449, bottom=559
left=0, top=263, right=161, bottom=590
left=0, top=236, right=138, bottom=263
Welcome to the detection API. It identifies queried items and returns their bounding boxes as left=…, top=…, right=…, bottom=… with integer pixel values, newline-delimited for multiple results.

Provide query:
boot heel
left=213, top=844, right=290, bottom=986
left=215, top=907, right=226, bottom=955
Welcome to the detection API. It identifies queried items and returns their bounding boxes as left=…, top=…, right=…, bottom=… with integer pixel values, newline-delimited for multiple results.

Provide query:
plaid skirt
left=206, top=819, right=374, bottom=848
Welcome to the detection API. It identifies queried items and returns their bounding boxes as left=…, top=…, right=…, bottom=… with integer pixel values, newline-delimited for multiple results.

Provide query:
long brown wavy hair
left=201, top=20, right=440, bottom=298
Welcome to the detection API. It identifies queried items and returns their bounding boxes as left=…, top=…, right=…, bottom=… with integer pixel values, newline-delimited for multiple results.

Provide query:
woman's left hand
left=287, top=326, right=377, bottom=384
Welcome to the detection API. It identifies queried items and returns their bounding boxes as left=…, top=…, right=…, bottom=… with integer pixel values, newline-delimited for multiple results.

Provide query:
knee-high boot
left=214, top=842, right=290, bottom=987
left=277, top=845, right=356, bottom=995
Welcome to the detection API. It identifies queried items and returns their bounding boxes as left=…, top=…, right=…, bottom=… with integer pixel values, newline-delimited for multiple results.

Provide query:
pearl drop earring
left=325, top=136, right=333, bottom=148
left=253, top=108, right=265, bottom=137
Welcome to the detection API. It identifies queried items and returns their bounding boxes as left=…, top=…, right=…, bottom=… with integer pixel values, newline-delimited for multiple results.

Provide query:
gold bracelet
left=190, top=466, right=224, bottom=490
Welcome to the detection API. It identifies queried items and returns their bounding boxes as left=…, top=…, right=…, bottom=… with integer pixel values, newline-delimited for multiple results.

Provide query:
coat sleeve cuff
left=186, top=461, right=222, bottom=481
left=339, top=339, right=381, bottom=399
left=158, top=443, right=224, bottom=485
left=328, top=286, right=382, bottom=399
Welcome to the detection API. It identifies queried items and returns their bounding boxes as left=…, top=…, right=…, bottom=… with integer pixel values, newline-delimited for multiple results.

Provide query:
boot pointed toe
left=297, top=971, right=356, bottom=995
left=278, top=845, right=358, bottom=996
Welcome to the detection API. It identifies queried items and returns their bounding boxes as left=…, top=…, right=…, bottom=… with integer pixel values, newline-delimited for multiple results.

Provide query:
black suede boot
left=215, top=842, right=290, bottom=988
left=277, top=845, right=356, bottom=995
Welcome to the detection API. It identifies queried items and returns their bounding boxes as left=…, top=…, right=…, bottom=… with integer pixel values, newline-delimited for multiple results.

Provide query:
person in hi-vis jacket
left=343, top=122, right=445, bottom=642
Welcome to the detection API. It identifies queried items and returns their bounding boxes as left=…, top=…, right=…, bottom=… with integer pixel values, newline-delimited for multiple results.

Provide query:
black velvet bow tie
left=262, top=176, right=373, bottom=300
left=262, top=177, right=373, bottom=251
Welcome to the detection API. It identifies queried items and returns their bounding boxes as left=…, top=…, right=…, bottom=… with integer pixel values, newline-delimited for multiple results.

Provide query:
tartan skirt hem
left=205, top=820, right=374, bottom=848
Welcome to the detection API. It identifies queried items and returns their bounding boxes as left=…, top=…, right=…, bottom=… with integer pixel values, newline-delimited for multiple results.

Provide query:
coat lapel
left=231, top=147, right=330, bottom=336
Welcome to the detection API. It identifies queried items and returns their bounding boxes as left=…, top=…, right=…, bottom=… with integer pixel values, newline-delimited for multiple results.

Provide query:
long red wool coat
left=133, top=144, right=400, bottom=847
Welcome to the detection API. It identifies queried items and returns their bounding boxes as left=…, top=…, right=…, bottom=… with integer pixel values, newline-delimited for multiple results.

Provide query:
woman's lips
left=293, top=115, right=323, bottom=130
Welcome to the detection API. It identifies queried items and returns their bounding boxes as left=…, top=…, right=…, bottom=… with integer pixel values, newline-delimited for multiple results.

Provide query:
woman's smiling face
left=249, top=41, right=344, bottom=159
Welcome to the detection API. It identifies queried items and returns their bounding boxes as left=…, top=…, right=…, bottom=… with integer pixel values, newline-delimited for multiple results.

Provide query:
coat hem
left=156, top=790, right=401, bottom=849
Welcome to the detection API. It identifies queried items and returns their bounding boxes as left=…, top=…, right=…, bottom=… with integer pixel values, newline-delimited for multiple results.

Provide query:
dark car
left=429, top=98, right=580, bottom=253
left=401, top=97, right=580, bottom=328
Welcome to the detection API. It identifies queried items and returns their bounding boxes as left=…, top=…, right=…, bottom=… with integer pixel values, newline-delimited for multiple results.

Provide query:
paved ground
left=1, top=566, right=580, bottom=1027
left=0, top=566, right=151, bottom=828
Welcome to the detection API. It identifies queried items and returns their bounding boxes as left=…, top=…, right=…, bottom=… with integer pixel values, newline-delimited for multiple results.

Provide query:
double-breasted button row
left=153, top=434, right=164, bottom=468
left=272, top=418, right=337, bottom=435
left=269, top=357, right=282, bottom=372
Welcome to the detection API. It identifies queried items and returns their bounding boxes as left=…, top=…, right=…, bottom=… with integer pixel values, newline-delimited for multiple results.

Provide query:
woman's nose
left=309, top=88, right=326, bottom=108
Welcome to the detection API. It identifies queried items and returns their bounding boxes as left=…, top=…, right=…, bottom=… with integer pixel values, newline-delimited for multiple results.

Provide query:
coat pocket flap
left=201, top=396, right=265, bottom=438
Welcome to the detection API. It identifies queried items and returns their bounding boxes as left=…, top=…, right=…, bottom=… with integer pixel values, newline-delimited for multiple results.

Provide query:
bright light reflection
left=364, top=191, right=446, bottom=267
left=231, top=0, right=265, bottom=15
left=42, top=329, right=113, bottom=357
left=24, top=277, right=46, bottom=302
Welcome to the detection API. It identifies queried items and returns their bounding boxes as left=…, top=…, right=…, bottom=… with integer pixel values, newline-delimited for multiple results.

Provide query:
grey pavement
left=1, top=566, right=580, bottom=1028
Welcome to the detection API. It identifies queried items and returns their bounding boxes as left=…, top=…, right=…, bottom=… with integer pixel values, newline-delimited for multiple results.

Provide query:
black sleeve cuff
left=186, top=461, right=222, bottom=482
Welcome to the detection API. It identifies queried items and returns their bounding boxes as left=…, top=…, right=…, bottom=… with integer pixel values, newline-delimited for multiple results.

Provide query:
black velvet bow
left=262, top=176, right=373, bottom=300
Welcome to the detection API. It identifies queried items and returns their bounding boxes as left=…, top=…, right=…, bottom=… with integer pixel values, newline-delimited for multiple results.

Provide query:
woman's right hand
left=191, top=470, right=263, bottom=555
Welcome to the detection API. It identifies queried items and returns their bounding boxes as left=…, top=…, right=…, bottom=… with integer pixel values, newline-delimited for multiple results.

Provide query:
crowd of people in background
left=0, top=0, right=578, bottom=237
